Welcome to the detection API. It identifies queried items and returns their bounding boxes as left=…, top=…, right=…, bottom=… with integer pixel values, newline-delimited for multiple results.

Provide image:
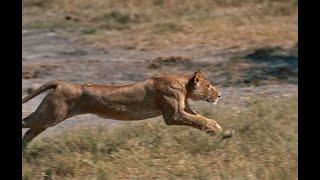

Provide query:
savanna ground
left=22, top=0, right=297, bottom=179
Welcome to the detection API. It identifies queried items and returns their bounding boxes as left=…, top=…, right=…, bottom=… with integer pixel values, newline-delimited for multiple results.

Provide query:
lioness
left=22, top=71, right=233, bottom=150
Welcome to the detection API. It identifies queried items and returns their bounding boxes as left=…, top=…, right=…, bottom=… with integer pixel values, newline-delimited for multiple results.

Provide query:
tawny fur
left=22, top=71, right=232, bottom=151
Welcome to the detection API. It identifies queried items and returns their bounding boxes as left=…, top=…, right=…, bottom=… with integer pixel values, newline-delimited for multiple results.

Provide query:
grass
left=23, top=96, right=297, bottom=179
left=153, top=22, right=184, bottom=34
left=23, top=0, right=297, bottom=50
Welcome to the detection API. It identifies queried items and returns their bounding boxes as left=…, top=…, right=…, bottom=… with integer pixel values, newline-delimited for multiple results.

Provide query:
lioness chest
left=73, top=80, right=161, bottom=120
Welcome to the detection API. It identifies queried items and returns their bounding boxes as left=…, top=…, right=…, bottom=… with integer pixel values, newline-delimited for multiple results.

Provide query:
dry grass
left=23, top=0, right=297, bottom=50
left=23, top=96, right=297, bottom=179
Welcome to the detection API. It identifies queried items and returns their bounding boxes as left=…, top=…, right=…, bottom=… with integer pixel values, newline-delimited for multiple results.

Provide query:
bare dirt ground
left=22, top=29, right=297, bottom=136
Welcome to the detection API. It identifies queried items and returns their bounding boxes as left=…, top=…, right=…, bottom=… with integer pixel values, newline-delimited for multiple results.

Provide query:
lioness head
left=188, top=71, right=221, bottom=105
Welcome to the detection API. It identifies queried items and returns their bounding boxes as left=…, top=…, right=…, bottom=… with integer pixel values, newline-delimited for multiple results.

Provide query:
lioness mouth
left=207, top=99, right=216, bottom=105
left=207, top=98, right=219, bottom=105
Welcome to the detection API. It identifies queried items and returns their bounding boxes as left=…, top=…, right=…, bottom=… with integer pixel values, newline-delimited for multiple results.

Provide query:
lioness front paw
left=204, top=121, right=223, bottom=136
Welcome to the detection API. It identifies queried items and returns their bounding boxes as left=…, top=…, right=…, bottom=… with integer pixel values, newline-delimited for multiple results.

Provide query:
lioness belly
left=94, top=103, right=161, bottom=120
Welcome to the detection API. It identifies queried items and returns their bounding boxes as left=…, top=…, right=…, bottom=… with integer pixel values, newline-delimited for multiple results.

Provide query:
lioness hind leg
left=22, top=112, right=43, bottom=129
left=23, top=89, right=70, bottom=126
left=22, top=91, right=71, bottom=151
left=22, top=128, right=46, bottom=151
left=22, top=107, right=68, bottom=151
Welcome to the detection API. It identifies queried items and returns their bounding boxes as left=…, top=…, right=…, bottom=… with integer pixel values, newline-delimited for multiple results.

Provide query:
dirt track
left=22, top=29, right=297, bottom=136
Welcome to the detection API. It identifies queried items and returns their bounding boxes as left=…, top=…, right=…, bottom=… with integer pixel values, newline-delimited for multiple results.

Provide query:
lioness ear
left=193, top=76, right=200, bottom=85
left=192, top=71, right=202, bottom=85
left=194, top=70, right=203, bottom=76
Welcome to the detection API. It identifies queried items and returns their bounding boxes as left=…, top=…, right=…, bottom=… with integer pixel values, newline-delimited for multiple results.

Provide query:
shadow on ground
left=241, top=45, right=298, bottom=85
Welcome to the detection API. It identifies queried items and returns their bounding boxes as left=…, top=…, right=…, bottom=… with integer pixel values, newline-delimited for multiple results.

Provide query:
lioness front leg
left=165, top=110, right=234, bottom=139
left=184, top=100, right=197, bottom=115
left=159, top=96, right=229, bottom=137
left=164, top=110, right=224, bottom=136
left=190, top=113, right=234, bottom=139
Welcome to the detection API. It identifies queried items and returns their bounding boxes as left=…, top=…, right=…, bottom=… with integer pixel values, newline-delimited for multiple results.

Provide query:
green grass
left=23, top=96, right=297, bottom=179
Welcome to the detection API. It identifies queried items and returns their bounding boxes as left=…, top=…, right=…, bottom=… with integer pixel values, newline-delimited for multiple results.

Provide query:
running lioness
left=22, top=71, right=233, bottom=150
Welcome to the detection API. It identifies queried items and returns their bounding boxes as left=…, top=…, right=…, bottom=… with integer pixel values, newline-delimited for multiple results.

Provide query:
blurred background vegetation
left=23, top=0, right=297, bottom=50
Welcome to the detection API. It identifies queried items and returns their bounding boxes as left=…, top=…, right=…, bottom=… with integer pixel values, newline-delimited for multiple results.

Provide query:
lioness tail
left=22, top=80, right=60, bottom=103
